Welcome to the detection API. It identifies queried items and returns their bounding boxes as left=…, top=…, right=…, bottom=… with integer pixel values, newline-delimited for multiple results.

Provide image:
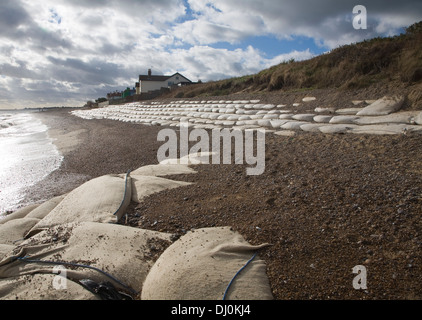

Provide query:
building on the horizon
left=136, top=69, right=192, bottom=94
left=107, top=91, right=123, bottom=101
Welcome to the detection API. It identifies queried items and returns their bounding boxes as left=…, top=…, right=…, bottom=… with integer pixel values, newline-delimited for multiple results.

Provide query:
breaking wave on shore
left=0, top=111, right=63, bottom=217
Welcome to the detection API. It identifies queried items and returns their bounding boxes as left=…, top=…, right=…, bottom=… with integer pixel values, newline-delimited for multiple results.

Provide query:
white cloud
left=0, top=0, right=421, bottom=109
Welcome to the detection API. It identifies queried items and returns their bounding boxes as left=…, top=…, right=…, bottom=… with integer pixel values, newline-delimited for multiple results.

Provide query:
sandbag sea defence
left=72, top=95, right=422, bottom=136
left=0, top=157, right=273, bottom=300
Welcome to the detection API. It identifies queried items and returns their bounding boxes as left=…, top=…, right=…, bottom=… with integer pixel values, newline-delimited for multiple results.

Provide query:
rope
left=14, top=256, right=138, bottom=296
left=222, top=252, right=257, bottom=300
left=113, top=169, right=131, bottom=216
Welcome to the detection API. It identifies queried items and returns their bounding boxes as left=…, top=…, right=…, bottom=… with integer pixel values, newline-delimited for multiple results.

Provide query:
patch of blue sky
left=48, top=8, right=62, bottom=24
left=211, top=34, right=329, bottom=59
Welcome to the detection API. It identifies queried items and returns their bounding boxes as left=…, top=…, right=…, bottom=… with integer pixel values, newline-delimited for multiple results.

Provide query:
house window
left=168, top=81, right=174, bottom=86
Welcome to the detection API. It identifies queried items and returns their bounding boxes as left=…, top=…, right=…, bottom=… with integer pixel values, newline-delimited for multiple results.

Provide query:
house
left=107, top=91, right=123, bottom=101
left=136, top=69, right=192, bottom=94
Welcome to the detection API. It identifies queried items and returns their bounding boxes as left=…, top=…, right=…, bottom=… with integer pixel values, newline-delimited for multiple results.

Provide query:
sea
left=0, top=110, right=63, bottom=219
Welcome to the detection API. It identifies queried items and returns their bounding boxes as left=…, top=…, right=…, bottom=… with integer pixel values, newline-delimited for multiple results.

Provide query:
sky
left=0, top=0, right=421, bottom=109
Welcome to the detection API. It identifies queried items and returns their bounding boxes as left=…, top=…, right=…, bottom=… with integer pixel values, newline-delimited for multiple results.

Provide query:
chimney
left=148, top=69, right=152, bottom=76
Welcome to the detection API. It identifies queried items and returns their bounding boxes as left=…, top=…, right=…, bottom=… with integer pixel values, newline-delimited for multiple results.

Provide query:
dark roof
left=139, top=72, right=191, bottom=83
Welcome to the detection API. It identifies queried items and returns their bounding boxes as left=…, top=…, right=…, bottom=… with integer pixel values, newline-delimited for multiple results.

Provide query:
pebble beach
left=12, top=88, right=422, bottom=300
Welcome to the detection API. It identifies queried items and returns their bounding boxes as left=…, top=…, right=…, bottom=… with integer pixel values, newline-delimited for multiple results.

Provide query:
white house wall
left=140, top=81, right=165, bottom=93
left=140, top=73, right=191, bottom=93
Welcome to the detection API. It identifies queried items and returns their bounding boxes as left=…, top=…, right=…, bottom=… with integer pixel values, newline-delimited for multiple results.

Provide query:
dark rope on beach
left=12, top=255, right=138, bottom=297
left=222, top=252, right=258, bottom=300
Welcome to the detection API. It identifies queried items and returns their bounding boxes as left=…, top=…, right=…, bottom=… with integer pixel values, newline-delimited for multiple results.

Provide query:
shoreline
left=10, top=101, right=422, bottom=300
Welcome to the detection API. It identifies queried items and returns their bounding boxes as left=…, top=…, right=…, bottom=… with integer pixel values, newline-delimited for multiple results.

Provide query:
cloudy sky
left=0, top=0, right=421, bottom=109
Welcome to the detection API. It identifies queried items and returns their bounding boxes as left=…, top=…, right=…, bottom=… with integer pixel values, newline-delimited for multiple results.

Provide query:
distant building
left=107, top=91, right=123, bottom=101
left=138, top=69, right=192, bottom=94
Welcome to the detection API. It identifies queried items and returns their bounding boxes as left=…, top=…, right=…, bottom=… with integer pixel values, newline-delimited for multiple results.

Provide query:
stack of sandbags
left=0, top=222, right=172, bottom=300
left=0, top=160, right=274, bottom=300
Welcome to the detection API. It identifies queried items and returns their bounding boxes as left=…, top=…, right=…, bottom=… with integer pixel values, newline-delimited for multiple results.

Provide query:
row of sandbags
left=0, top=155, right=273, bottom=300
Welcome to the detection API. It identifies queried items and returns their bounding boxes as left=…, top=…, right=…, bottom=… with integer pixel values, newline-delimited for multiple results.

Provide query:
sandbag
left=0, top=245, right=14, bottom=262
left=0, top=218, right=40, bottom=245
left=131, top=175, right=192, bottom=204
left=415, top=111, right=422, bottom=125
left=350, top=124, right=422, bottom=135
left=354, top=111, right=418, bottom=125
left=27, top=173, right=131, bottom=234
left=0, top=222, right=173, bottom=299
left=141, top=227, right=273, bottom=300
left=0, top=204, right=40, bottom=225
left=26, top=194, right=66, bottom=220
left=318, top=124, right=358, bottom=134
left=0, top=274, right=99, bottom=300
left=356, top=96, right=404, bottom=116
left=131, top=164, right=196, bottom=177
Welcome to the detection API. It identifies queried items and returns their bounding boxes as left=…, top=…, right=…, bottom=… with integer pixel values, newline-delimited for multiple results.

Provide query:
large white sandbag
left=0, top=274, right=99, bottom=300
left=415, top=111, right=422, bottom=125
left=25, top=194, right=67, bottom=220
left=0, top=218, right=40, bottom=245
left=353, top=111, right=419, bottom=125
left=0, top=204, right=39, bottom=225
left=141, top=227, right=273, bottom=300
left=350, top=124, right=422, bottom=135
left=329, top=115, right=359, bottom=124
left=131, top=175, right=193, bottom=203
left=0, top=222, right=173, bottom=299
left=0, top=245, right=14, bottom=262
left=27, top=173, right=132, bottom=233
left=131, top=164, right=197, bottom=177
left=318, top=124, right=358, bottom=134
left=356, top=96, right=404, bottom=116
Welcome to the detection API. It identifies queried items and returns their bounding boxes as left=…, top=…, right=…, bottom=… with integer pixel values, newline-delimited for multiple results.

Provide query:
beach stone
left=356, top=96, right=404, bottom=116
left=302, top=97, right=316, bottom=102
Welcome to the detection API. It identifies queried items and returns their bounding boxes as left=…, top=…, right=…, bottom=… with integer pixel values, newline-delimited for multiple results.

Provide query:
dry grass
left=163, top=21, right=422, bottom=108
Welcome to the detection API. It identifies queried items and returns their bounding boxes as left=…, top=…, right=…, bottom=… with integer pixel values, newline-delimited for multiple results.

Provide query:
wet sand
left=21, top=106, right=422, bottom=300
